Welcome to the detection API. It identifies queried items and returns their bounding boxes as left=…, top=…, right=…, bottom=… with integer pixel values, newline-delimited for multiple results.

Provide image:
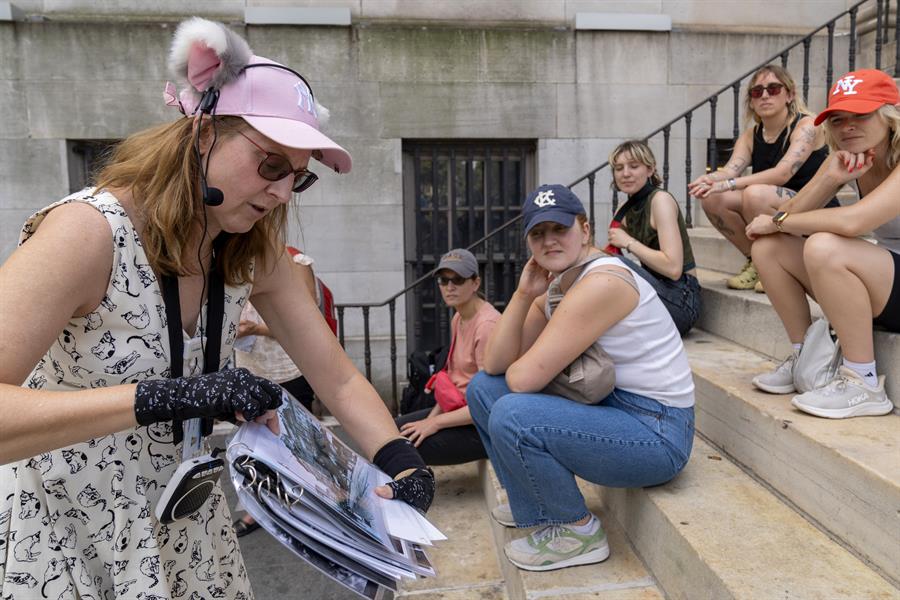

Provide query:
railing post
left=611, top=183, right=619, bottom=216
left=877, top=0, right=885, bottom=70
left=849, top=6, right=858, bottom=72
left=826, top=21, right=835, bottom=103
left=486, top=236, right=494, bottom=304
left=587, top=173, right=596, bottom=235
left=780, top=50, right=789, bottom=69
left=663, top=126, right=671, bottom=190
left=708, top=96, right=718, bottom=172
left=802, top=37, right=811, bottom=104
left=362, top=306, right=372, bottom=382
left=732, top=82, right=741, bottom=148
left=337, top=306, right=346, bottom=348
left=388, top=300, right=397, bottom=412
left=685, top=112, right=693, bottom=228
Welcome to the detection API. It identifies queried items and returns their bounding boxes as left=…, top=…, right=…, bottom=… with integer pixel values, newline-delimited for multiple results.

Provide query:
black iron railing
left=337, top=0, right=897, bottom=409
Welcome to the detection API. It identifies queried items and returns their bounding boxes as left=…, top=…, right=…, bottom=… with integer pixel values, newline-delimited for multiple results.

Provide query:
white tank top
left=573, top=256, right=694, bottom=408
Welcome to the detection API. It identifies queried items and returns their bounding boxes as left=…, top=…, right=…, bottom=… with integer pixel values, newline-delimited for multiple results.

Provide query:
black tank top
left=751, top=114, right=828, bottom=192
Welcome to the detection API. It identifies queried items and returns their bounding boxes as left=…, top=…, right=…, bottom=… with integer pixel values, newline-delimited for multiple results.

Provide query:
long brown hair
left=93, top=116, right=285, bottom=285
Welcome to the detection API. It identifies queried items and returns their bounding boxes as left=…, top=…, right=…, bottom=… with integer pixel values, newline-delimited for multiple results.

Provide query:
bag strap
left=547, top=253, right=637, bottom=313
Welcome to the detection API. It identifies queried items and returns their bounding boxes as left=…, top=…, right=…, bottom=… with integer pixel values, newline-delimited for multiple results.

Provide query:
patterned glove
left=134, top=368, right=284, bottom=426
left=373, top=438, right=435, bottom=513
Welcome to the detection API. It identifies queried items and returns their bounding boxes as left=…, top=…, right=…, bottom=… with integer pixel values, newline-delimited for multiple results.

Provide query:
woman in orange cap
left=746, top=69, right=900, bottom=418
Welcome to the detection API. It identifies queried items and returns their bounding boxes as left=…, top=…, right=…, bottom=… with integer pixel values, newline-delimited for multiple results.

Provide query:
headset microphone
left=202, top=181, right=224, bottom=206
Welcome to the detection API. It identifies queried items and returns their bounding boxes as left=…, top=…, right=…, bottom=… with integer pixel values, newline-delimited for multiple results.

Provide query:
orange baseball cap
left=815, top=69, right=900, bottom=125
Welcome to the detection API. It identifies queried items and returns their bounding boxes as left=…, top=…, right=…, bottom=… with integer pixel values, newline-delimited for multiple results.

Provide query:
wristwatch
left=772, top=211, right=789, bottom=232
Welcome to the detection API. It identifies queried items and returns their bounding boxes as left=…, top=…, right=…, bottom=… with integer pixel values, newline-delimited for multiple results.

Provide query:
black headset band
left=194, top=62, right=314, bottom=117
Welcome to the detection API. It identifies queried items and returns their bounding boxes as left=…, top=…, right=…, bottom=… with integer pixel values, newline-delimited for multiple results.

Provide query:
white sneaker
left=791, top=367, right=894, bottom=419
left=491, top=503, right=516, bottom=527
left=752, top=353, right=798, bottom=394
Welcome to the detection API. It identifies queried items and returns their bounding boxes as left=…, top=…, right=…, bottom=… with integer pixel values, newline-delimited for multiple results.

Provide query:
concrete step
left=685, top=330, right=900, bottom=585
left=479, top=461, right=664, bottom=600
left=688, top=227, right=747, bottom=275
left=696, top=267, right=900, bottom=402
left=594, top=436, right=899, bottom=599
left=397, top=462, right=507, bottom=599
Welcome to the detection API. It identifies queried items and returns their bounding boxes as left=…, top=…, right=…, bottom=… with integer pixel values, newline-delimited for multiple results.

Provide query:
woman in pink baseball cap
left=0, top=18, right=432, bottom=599
left=746, top=68, right=900, bottom=419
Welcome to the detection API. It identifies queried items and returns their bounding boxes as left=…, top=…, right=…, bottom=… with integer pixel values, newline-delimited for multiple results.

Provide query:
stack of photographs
left=226, top=393, right=445, bottom=599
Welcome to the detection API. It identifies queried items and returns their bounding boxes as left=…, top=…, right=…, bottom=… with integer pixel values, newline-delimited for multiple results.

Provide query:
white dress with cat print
left=0, top=190, right=254, bottom=600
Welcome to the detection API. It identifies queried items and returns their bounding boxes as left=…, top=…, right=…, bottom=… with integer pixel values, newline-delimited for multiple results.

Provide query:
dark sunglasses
left=436, top=275, right=469, bottom=286
left=237, top=130, right=318, bottom=193
left=749, top=83, right=785, bottom=99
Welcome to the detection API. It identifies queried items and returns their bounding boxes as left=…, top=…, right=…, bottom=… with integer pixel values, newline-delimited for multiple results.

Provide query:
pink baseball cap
left=814, top=69, right=900, bottom=126
left=164, top=18, right=351, bottom=174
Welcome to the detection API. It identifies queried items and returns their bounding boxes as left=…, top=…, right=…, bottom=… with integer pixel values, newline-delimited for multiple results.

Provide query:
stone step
left=695, top=267, right=900, bottom=402
left=478, top=461, right=664, bottom=600
left=688, top=227, right=747, bottom=275
left=685, top=330, right=900, bottom=585
left=594, top=436, right=899, bottom=599
left=397, top=462, right=508, bottom=599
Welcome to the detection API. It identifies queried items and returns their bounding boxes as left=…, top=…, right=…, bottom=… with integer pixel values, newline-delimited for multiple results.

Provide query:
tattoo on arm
left=775, top=187, right=797, bottom=199
left=790, top=161, right=803, bottom=174
left=725, top=157, right=747, bottom=175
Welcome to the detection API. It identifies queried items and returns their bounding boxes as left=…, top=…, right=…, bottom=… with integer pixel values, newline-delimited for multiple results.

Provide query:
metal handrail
left=337, top=0, right=895, bottom=409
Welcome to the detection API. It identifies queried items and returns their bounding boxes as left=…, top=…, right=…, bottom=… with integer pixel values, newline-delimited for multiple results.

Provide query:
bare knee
left=803, top=232, right=847, bottom=273
left=741, top=185, right=778, bottom=219
left=700, top=193, right=721, bottom=217
left=750, top=234, right=784, bottom=264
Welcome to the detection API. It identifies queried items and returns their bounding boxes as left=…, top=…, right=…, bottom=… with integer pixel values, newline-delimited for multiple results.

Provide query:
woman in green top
left=606, top=140, right=701, bottom=335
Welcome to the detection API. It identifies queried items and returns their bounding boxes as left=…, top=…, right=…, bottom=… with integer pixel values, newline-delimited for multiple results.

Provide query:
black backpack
left=399, top=345, right=450, bottom=415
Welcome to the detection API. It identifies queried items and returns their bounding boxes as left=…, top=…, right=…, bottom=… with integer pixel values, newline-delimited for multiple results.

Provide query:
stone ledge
left=685, top=330, right=900, bottom=584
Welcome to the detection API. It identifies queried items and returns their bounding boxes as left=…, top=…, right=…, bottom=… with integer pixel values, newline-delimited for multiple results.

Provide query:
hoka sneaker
left=726, top=260, right=759, bottom=290
left=791, top=367, right=893, bottom=419
left=754, top=279, right=765, bottom=293
left=504, top=518, right=610, bottom=571
left=491, top=503, right=516, bottom=527
left=752, top=353, right=798, bottom=394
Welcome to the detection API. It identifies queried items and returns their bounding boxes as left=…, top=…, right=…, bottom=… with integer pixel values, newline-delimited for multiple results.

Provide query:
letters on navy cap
left=521, top=184, right=587, bottom=236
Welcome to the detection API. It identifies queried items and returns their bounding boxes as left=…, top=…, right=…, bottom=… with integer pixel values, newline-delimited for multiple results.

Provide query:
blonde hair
left=743, top=65, right=812, bottom=128
left=609, top=140, right=663, bottom=188
left=93, top=116, right=285, bottom=286
left=821, top=104, right=900, bottom=170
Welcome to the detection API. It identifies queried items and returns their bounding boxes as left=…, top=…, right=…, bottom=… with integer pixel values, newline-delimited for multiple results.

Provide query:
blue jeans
left=467, top=372, right=694, bottom=527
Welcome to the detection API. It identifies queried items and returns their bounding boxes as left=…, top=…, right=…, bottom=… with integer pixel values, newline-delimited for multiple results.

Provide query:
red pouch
left=424, top=370, right=466, bottom=412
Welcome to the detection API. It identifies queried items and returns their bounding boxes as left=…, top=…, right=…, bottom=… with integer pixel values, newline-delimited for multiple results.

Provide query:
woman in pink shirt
left=396, top=248, right=500, bottom=464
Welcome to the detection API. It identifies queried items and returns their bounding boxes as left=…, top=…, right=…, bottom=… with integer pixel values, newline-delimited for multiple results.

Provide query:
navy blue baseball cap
left=521, top=184, right=587, bottom=236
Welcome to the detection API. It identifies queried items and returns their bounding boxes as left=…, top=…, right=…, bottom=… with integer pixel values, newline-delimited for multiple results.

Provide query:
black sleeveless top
left=620, top=181, right=696, bottom=279
left=751, top=114, right=828, bottom=192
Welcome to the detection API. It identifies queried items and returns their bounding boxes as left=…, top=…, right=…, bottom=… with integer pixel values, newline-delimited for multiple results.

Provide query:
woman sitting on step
left=746, top=69, right=899, bottom=419
left=467, top=184, right=695, bottom=572
left=394, top=248, right=499, bottom=466
left=606, top=140, right=701, bottom=335
left=689, top=64, right=834, bottom=292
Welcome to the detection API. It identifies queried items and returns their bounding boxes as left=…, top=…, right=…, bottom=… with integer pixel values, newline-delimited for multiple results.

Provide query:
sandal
left=233, top=517, right=261, bottom=538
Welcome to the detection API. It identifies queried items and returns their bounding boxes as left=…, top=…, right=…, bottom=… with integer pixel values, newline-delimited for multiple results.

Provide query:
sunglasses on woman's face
left=436, top=275, right=468, bottom=286
left=236, top=130, right=318, bottom=193
left=749, top=83, right=785, bottom=99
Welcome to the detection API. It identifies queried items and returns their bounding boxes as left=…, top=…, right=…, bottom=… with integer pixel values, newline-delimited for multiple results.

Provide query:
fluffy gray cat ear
left=168, top=17, right=252, bottom=96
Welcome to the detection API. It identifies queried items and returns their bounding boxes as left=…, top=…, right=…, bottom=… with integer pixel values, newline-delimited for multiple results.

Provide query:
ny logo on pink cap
left=295, top=82, right=317, bottom=118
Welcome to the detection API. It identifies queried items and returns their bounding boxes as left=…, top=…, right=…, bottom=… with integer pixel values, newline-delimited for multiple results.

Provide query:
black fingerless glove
left=373, top=438, right=435, bottom=514
left=134, top=368, right=284, bottom=426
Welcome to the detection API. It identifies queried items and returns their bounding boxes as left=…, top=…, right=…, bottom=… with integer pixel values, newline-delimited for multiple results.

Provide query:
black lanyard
left=161, top=238, right=226, bottom=443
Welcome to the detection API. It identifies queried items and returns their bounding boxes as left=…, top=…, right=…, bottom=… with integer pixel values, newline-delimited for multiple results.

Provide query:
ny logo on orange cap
left=833, top=75, right=863, bottom=96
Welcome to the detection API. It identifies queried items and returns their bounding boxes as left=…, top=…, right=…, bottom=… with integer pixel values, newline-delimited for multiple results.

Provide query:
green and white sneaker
left=791, top=367, right=894, bottom=419
left=504, top=517, right=610, bottom=571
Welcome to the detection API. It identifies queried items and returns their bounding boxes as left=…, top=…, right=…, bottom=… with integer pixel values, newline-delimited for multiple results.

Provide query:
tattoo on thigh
left=710, top=214, right=736, bottom=237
